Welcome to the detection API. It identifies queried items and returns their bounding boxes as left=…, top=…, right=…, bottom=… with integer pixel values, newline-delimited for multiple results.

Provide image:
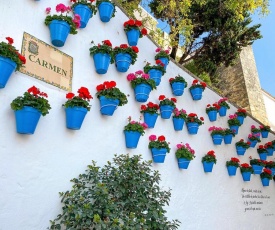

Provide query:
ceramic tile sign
left=20, top=32, right=73, bottom=91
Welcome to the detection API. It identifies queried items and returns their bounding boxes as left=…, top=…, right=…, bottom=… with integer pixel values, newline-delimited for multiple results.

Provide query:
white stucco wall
left=262, top=90, right=275, bottom=131
left=0, top=1, right=275, bottom=229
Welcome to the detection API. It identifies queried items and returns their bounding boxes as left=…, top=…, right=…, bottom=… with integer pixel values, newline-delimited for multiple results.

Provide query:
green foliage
left=123, top=118, right=147, bottom=135
left=250, top=159, right=265, bottom=166
left=169, top=75, right=187, bottom=87
left=235, top=139, right=250, bottom=149
left=201, top=151, right=217, bottom=164
left=96, top=88, right=128, bottom=106
left=89, top=40, right=114, bottom=63
left=227, top=118, right=241, bottom=127
left=114, top=46, right=138, bottom=65
left=45, top=15, right=78, bottom=35
left=224, top=128, right=236, bottom=137
left=226, top=158, right=240, bottom=167
left=63, top=96, right=91, bottom=111
left=71, top=1, right=97, bottom=14
left=144, top=64, right=166, bottom=75
left=240, top=164, right=254, bottom=173
left=184, top=61, right=212, bottom=85
left=260, top=170, right=273, bottom=180
left=175, top=144, right=195, bottom=161
left=130, top=77, right=156, bottom=90
left=148, top=137, right=171, bottom=153
left=49, top=154, right=180, bottom=229
left=96, top=0, right=116, bottom=18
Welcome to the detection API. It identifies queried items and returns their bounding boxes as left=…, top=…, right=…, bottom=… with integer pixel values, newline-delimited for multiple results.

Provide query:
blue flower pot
left=249, top=139, right=258, bottom=148
left=93, top=53, right=111, bottom=74
left=65, top=107, right=88, bottom=130
left=252, top=164, right=263, bottom=175
left=134, top=83, right=152, bottom=102
left=126, top=29, right=140, bottom=46
left=171, top=82, right=185, bottom=96
left=14, top=106, right=41, bottom=134
left=159, top=105, right=174, bottom=119
left=212, top=134, right=223, bottom=145
left=99, top=96, right=119, bottom=116
left=98, top=2, right=114, bottom=23
left=224, top=134, right=233, bottom=144
left=173, top=117, right=184, bottom=131
left=143, top=112, right=158, bottom=128
left=73, top=4, right=93, bottom=28
left=266, top=167, right=275, bottom=176
left=148, top=69, right=162, bottom=86
left=229, top=125, right=239, bottom=135
left=207, top=110, right=217, bottom=122
left=241, top=172, right=251, bottom=181
left=48, top=20, right=70, bottom=47
left=187, top=122, right=199, bottom=135
left=218, top=106, right=227, bottom=117
left=189, top=87, right=203, bottom=100
left=0, top=56, right=16, bottom=88
left=259, top=152, right=267, bottom=161
left=236, top=146, right=246, bottom=156
left=227, top=166, right=237, bottom=176
left=157, top=57, right=169, bottom=70
left=151, top=148, right=167, bottom=163
left=267, top=148, right=274, bottom=156
left=124, top=131, right=141, bottom=149
left=203, top=161, right=214, bottom=173
left=178, top=158, right=191, bottom=169
left=261, top=131, right=269, bottom=138
left=261, top=178, right=270, bottom=186
left=115, top=53, right=132, bottom=72
left=237, top=115, right=245, bottom=125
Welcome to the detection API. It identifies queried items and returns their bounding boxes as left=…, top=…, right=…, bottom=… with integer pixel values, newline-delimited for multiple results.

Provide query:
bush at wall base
left=65, top=107, right=88, bottom=130
left=97, top=1, right=115, bottom=23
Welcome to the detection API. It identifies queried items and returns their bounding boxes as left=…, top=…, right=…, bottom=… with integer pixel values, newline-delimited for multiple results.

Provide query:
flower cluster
left=235, top=108, right=247, bottom=117
left=226, top=157, right=240, bottom=167
left=123, top=19, right=148, bottom=37
left=248, top=133, right=261, bottom=142
left=235, top=139, right=250, bottom=149
left=89, top=40, right=114, bottom=63
left=208, top=126, right=224, bottom=136
left=155, top=47, right=170, bottom=60
left=158, top=95, right=177, bottom=107
left=259, top=125, right=271, bottom=132
left=260, top=168, right=273, bottom=180
left=189, top=79, right=207, bottom=91
left=224, top=128, right=236, bottom=136
left=257, top=145, right=268, bottom=154
left=63, top=87, right=92, bottom=111
left=169, top=75, right=187, bottom=87
left=265, top=161, right=275, bottom=169
left=140, top=102, right=159, bottom=114
left=240, top=163, right=253, bottom=173
left=227, top=114, right=241, bottom=127
left=264, top=142, right=274, bottom=150
left=175, top=143, right=195, bottom=160
left=249, top=157, right=266, bottom=166
left=124, top=116, right=148, bottom=135
left=202, top=150, right=217, bottom=164
left=148, top=135, right=170, bottom=153
left=143, top=61, right=166, bottom=75
left=114, top=44, right=139, bottom=64
left=70, top=0, right=96, bottom=14
left=185, top=113, right=204, bottom=125
left=172, top=108, right=187, bottom=119
left=127, top=70, right=156, bottom=90
left=251, top=125, right=261, bottom=133
left=205, top=103, right=220, bottom=113
left=96, top=81, right=128, bottom=106
left=217, top=98, right=230, bottom=109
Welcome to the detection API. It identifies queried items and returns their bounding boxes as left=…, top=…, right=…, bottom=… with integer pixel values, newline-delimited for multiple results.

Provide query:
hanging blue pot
left=189, top=87, right=203, bottom=100
left=227, top=166, right=237, bottom=176
left=98, top=2, right=115, bottom=22
left=212, top=134, right=223, bottom=145
left=251, top=164, right=263, bottom=175
left=48, top=20, right=70, bottom=47
left=187, top=122, right=199, bottom=135
left=14, top=106, right=41, bottom=134
left=148, top=69, right=162, bottom=86
left=249, top=139, right=258, bottom=148
left=115, top=53, right=132, bottom=72
left=73, top=4, right=93, bottom=28
left=237, top=115, right=245, bottom=125
left=218, top=106, right=227, bottom=117
left=178, top=158, right=191, bottom=169
left=143, top=112, right=158, bottom=128
left=156, top=57, right=169, bottom=70
left=261, top=178, right=270, bottom=186
left=203, top=161, right=214, bottom=173
left=207, top=110, right=217, bottom=122
left=267, top=148, right=274, bottom=156
left=241, top=172, right=251, bottom=181
left=126, top=29, right=140, bottom=46
left=0, top=56, right=17, bottom=88
left=224, top=134, right=233, bottom=144
left=229, top=125, right=239, bottom=135
left=259, top=152, right=267, bottom=161
left=99, top=96, right=119, bottom=116
left=65, top=107, right=88, bottom=130
left=134, top=83, right=152, bottom=102
left=151, top=148, right=167, bottom=163
left=261, top=131, right=269, bottom=138
left=93, top=53, right=111, bottom=74
left=173, top=117, right=184, bottom=131
left=266, top=167, right=275, bottom=176
left=124, top=131, right=141, bottom=148
left=171, top=82, right=185, bottom=96
left=159, top=105, right=174, bottom=119
left=236, top=146, right=246, bottom=156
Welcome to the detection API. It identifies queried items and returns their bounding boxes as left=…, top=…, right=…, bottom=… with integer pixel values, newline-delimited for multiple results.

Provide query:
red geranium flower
left=96, top=84, right=105, bottom=92
left=158, top=135, right=165, bottom=142
left=120, top=44, right=128, bottom=49
left=171, top=98, right=177, bottom=103
left=66, top=92, right=75, bottom=99
left=141, top=28, right=147, bottom=35
left=131, top=46, right=139, bottom=53
left=141, top=105, right=146, bottom=110
left=159, top=95, right=166, bottom=100
left=135, top=20, right=142, bottom=27
left=103, top=40, right=112, bottom=47
left=6, top=37, right=13, bottom=44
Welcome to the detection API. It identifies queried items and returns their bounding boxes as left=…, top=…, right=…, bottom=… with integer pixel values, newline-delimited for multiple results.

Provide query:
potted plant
left=208, top=126, right=225, bottom=145
left=185, top=113, right=204, bottom=135
left=235, top=139, right=250, bottom=156
left=148, top=135, right=170, bottom=163
left=227, top=114, right=241, bottom=134
left=158, top=95, right=177, bottom=119
left=259, top=124, right=271, bottom=138
left=172, top=108, right=187, bottom=131
left=251, top=125, right=261, bottom=135
left=89, top=40, right=114, bottom=74
left=126, top=70, right=156, bottom=102
left=10, top=86, right=51, bottom=134
left=205, top=103, right=220, bottom=122
left=143, top=61, right=166, bottom=86
left=223, top=128, right=236, bottom=144
left=265, top=141, right=274, bottom=156
left=257, top=145, right=268, bottom=160
left=260, top=168, right=273, bottom=186
left=0, top=37, right=26, bottom=88
left=44, top=4, right=80, bottom=47
left=247, top=133, right=261, bottom=148
left=96, top=81, right=128, bottom=116
left=169, top=75, right=188, bottom=96
left=113, top=44, right=139, bottom=72
left=265, top=161, right=275, bottom=176
left=123, top=116, right=147, bottom=148
left=175, top=143, right=195, bottom=169
left=63, top=87, right=92, bottom=130
left=154, top=47, right=171, bottom=70
left=249, top=158, right=265, bottom=175
left=123, top=19, right=148, bottom=46
left=70, top=0, right=97, bottom=28
left=240, top=163, right=254, bottom=182
left=140, top=102, right=159, bottom=128
left=235, top=108, right=247, bottom=125
left=96, top=0, right=116, bottom=23
left=226, top=157, right=240, bottom=176
left=189, top=79, right=207, bottom=101
left=201, top=150, right=217, bottom=173
left=217, top=98, right=230, bottom=117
